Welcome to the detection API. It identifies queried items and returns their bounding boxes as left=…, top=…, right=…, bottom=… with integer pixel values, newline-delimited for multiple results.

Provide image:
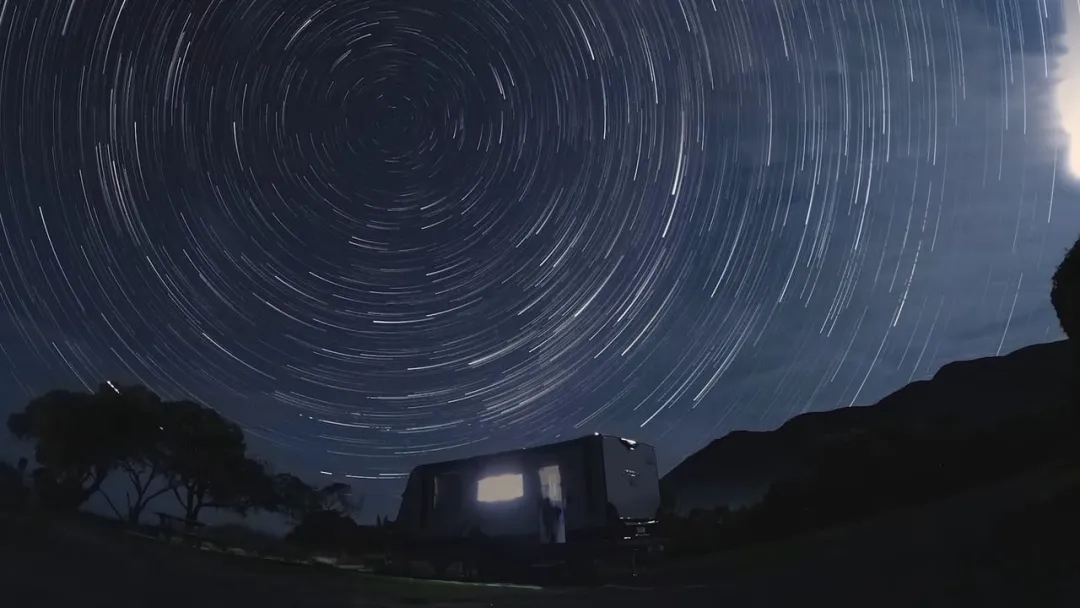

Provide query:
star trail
left=1, top=0, right=1079, bottom=515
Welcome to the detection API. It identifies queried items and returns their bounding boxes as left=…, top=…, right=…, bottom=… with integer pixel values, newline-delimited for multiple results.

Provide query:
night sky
left=1, top=0, right=1079, bottom=519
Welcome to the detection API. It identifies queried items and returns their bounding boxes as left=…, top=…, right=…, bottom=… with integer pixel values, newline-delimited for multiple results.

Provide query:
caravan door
left=601, top=436, right=661, bottom=521
left=537, top=465, right=566, bottom=543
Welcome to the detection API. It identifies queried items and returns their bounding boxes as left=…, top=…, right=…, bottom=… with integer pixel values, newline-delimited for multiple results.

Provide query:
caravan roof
left=409, top=434, right=648, bottom=474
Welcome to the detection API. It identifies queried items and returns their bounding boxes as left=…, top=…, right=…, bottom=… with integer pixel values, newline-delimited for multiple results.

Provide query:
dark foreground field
left=3, top=467, right=1080, bottom=608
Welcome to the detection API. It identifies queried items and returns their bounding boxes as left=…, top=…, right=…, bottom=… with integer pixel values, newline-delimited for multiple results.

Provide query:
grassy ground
left=0, top=508, right=553, bottom=607
left=4, top=464, right=1080, bottom=607
left=645, top=462, right=1080, bottom=593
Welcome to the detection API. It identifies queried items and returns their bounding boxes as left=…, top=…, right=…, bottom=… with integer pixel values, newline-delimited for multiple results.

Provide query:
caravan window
left=477, top=473, right=524, bottom=503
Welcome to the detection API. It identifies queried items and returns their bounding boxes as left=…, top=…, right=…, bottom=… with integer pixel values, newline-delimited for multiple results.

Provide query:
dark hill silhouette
left=661, top=340, right=1075, bottom=514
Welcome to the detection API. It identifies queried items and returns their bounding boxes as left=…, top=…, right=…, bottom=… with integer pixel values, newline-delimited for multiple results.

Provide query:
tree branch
left=170, top=484, right=188, bottom=511
left=126, top=464, right=145, bottom=493
left=97, top=488, right=124, bottom=520
left=145, top=485, right=173, bottom=503
left=80, top=469, right=99, bottom=488
left=84, top=469, right=108, bottom=498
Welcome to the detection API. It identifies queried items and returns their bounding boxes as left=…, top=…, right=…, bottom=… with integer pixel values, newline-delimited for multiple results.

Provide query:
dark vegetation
left=660, top=337, right=1074, bottom=514
left=654, top=233, right=1080, bottom=588
left=659, top=400, right=1077, bottom=556
left=1, top=383, right=384, bottom=559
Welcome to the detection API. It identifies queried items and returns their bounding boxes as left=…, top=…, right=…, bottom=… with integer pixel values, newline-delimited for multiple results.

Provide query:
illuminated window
left=477, top=473, right=524, bottom=503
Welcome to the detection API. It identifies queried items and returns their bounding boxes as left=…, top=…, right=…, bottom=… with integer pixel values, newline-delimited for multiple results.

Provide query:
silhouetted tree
left=286, top=509, right=360, bottom=554
left=1050, top=235, right=1080, bottom=456
left=1051, top=235, right=1080, bottom=351
left=160, top=400, right=251, bottom=524
left=273, top=474, right=361, bottom=524
left=6, top=383, right=307, bottom=526
left=317, top=482, right=361, bottom=515
left=6, top=384, right=196, bottom=521
left=7, top=388, right=128, bottom=510
left=276, top=475, right=366, bottom=555
left=272, top=473, right=320, bottom=524
left=103, top=385, right=176, bottom=523
left=231, top=458, right=279, bottom=515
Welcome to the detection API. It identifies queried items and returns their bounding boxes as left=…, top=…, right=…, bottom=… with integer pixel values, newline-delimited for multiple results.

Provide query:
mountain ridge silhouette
left=661, top=340, right=1075, bottom=514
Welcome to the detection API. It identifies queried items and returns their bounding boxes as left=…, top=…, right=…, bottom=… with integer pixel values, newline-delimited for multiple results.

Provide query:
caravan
left=392, top=434, right=661, bottom=578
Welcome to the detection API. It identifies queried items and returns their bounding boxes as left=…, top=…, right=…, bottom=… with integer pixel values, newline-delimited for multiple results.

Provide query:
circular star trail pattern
left=0, top=0, right=1076, bottom=499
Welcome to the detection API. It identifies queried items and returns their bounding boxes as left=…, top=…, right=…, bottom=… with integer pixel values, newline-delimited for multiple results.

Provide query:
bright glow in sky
left=1059, top=1, right=1080, bottom=179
